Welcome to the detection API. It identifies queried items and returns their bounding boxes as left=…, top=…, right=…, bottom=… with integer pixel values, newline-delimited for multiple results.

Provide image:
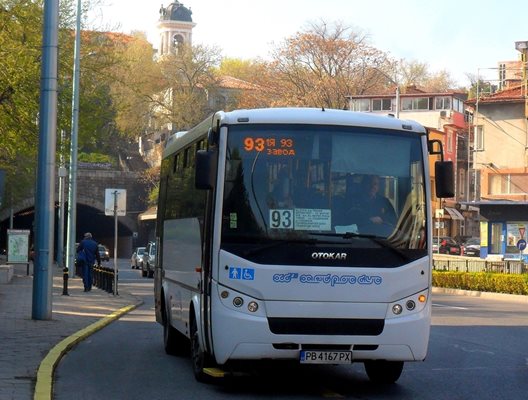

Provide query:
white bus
left=154, top=108, right=453, bottom=383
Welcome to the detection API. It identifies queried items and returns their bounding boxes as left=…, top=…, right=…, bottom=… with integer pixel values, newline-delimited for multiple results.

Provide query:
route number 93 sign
left=269, top=208, right=331, bottom=231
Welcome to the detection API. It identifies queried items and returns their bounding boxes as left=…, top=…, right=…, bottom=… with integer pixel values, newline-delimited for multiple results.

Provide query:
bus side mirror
left=195, top=150, right=217, bottom=190
left=435, top=161, right=454, bottom=198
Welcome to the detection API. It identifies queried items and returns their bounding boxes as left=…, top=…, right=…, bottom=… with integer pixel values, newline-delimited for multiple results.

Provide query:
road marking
left=453, top=344, right=494, bottom=355
left=34, top=303, right=141, bottom=400
left=433, top=303, right=468, bottom=310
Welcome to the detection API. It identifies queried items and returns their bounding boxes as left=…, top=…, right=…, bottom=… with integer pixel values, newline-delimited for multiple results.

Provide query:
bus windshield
left=221, top=124, right=427, bottom=266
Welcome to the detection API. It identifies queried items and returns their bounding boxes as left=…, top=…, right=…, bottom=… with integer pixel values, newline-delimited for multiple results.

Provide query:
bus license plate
left=300, top=350, right=352, bottom=364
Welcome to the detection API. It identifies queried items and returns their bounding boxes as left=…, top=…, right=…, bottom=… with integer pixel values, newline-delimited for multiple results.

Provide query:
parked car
left=462, top=237, right=481, bottom=257
left=98, top=244, right=110, bottom=262
left=433, top=236, right=462, bottom=255
left=130, top=246, right=146, bottom=269
left=141, top=242, right=156, bottom=278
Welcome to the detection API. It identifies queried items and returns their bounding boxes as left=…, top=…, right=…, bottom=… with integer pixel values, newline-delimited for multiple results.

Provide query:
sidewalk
left=0, top=260, right=142, bottom=400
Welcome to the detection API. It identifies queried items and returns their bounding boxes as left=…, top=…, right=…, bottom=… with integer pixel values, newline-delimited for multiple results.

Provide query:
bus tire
left=190, top=316, right=211, bottom=382
left=364, top=360, right=404, bottom=384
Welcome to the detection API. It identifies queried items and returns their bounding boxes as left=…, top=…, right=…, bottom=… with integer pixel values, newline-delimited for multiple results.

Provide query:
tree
left=466, top=72, right=497, bottom=99
left=215, top=58, right=281, bottom=109
left=0, top=0, right=44, bottom=206
left=107, top=32, right=162, bottom=140
left=0, top=0, right=128, bottom=211
left=395, top=59, right=457, bottom=92
left=269, top=20, right=392, bottom=109
left=156, top=43, right=222, bottom=131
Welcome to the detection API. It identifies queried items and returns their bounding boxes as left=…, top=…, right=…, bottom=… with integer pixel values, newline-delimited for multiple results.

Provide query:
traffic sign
left=105, top=188, right=126, bottom=216
left=516, top=239, right=526, bottom=251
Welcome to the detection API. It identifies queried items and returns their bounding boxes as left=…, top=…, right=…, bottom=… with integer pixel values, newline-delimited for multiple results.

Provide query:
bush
left=78, top=152, right=116, bottom=166
left=432, top=271, right=528, bottom=295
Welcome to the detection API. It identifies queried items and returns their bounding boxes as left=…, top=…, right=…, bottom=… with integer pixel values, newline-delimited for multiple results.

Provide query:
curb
left=33, top=302, right=142, bottom=400
left=432, top=286, right=528, bottom=303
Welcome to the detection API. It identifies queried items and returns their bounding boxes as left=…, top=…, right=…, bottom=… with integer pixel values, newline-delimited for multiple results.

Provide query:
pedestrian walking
left=76, top=232, right=101, bottom=292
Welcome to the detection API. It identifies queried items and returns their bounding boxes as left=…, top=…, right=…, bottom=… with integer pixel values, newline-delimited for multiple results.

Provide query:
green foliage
left=432, top=271, right=528, bottom=295
left=157, top=43, right=222, bottom=131
left=148, top=185, right=159, bottom=207
left=78, top=152, right=116, bottom=166
left=0, top=0, right=43, bottom=205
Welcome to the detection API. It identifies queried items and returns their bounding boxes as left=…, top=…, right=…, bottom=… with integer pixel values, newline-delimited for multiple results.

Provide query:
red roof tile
left=467, top=84, right=526, bottom=105
left=217, top=76, right=259, bottom=90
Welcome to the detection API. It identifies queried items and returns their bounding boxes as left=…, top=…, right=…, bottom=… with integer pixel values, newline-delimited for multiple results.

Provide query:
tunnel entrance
left=0, top=202, right=136, bottom=259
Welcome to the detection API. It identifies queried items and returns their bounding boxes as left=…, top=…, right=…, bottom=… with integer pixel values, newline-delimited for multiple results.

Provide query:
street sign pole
left=105, top=188, right=126, bottom=295
left=113, top=190, right=119, bottom=295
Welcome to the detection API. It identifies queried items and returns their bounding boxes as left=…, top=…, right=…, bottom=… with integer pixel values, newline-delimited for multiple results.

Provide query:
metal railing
left=93, top=265, right=116, bottom=293
left=433, top=257, right=528, bottom=274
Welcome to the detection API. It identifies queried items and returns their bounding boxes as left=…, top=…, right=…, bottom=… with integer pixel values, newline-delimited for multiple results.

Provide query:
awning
left=139, top=206, right=157, bottom=221
left=444, top=207, right=464, bottom=220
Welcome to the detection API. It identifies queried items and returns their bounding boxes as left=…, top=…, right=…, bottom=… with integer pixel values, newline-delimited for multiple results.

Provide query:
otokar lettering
left=311, top=252, right=347, bottom=260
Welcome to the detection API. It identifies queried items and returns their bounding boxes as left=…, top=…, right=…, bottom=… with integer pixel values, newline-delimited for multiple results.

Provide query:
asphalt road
left=54, top=266, right=528, bottom=400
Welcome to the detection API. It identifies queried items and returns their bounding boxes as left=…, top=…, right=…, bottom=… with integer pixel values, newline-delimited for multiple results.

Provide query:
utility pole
left=113, top=190, right=119, bottom=295
left=57, top=130, right=66, bottom=268
left=65, top=0, right=82, bottom=278
left=32, top=0, right=59, bottom=320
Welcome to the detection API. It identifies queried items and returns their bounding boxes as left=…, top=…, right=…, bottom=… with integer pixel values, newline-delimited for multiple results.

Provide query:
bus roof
left=217, top=108, right=426, bottom=133
left=163, top=108, right=426, bottom=159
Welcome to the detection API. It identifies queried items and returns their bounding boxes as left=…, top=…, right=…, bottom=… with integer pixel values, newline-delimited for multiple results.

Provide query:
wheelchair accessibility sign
left=229, top=267, right=255, bottom=280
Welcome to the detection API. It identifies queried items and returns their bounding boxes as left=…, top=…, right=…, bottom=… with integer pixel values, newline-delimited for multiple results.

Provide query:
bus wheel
left=364, top=360, right=404, bottom=384
left=190, top=317, right=211, bottom=382
left=163, top=308, right=186, bottom=355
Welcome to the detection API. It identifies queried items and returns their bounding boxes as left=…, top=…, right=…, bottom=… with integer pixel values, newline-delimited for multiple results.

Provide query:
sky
left=89, top=0, right=528, bottom=87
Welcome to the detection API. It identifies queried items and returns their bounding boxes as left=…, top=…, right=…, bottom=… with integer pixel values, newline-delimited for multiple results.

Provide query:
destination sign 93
left=243, top=137, right=296, bottom=156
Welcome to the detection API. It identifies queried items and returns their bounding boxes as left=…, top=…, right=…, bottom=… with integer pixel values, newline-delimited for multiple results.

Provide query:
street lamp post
left=514, top=41, right=528, bottom=120
left=32, top=0, right=59, bottom=321
left=65, top=0, right=82, bottom=277
left=56, top=130, right=66, bottom=268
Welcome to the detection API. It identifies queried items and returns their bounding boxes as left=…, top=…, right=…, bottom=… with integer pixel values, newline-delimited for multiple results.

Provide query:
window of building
left=372, top=98, right=392, bottom=111
left=474, top=125, right=484, bottom=151
left=172, top=34, right=184, bottom=53
left=401, top=97, right=430, bottom=111
left=446, top=131, right=453, bottom=153
left=453, top=98, right=465, bottom=113
left=499, top=63, right=506, bottom=91
left=350, top=99, right=370, bottom=112
left=435, top=96, right=451, bottom=110
left=458, top=168, right=466, bottom=197
left=489, top=174, right=528, bottom=195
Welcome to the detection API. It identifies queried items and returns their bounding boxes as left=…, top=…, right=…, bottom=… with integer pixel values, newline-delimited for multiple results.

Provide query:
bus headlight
left=386, top=289, right=429, bottom=319
left=392, top=304, right=403, bottom=315
left=233, top=297, right=244, bottom=307
left=217, top=285, right=265, bottom=316
left=247, top=301, right=259, bottom=312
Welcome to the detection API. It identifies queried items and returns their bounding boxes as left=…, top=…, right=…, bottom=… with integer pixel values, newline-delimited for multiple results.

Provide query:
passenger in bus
left=268, top=169, right=294, bottom=208
left=358, top=175, right=397, bottom=236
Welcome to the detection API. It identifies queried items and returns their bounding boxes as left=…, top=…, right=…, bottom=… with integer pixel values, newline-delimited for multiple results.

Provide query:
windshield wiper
left=310, top=232, right=411, bottom=261
left=242, top=238, right=321, bottom=257
left=310, top=232, right=379, bottom=239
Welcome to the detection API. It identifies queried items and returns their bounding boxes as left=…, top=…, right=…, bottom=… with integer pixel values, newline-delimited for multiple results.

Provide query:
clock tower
left=157, top=2, right=196, bottom=56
